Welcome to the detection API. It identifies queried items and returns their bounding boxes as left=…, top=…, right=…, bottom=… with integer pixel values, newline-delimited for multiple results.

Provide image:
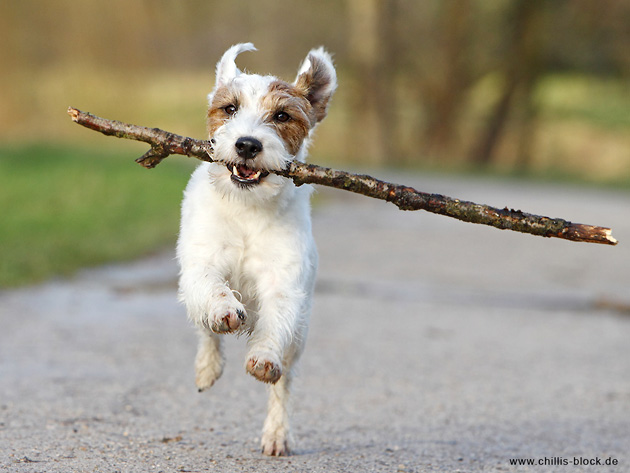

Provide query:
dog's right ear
left=214, top=43, right=257, bottom=88
left=294, top=47, right=338, bottom=124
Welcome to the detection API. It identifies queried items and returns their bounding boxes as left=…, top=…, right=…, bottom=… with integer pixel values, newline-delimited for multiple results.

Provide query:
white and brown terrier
left=176, top=43, right=336, bottom=456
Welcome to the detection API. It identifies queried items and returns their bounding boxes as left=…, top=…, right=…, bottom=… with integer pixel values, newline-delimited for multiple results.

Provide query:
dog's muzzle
left=230, top=136, right=269, bottom=186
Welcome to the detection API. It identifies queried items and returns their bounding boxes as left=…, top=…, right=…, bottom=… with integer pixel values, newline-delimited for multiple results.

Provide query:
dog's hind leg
left=194, top=328, right=224, bottom=392
left=259, top=339, right=302, bottom=456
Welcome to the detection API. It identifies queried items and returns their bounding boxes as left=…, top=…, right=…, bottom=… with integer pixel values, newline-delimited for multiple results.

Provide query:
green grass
left=0, top=143, right=195, bottom=287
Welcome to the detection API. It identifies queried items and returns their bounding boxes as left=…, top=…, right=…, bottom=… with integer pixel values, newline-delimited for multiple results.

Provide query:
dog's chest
left=214, top=198, right=306, bottom=266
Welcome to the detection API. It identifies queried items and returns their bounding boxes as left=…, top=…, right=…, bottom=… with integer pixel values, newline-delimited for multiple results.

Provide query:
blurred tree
left=345, top=0, right=399, bottom=164
left=470, top=0, right=546, bottom=167
left=416, top=0, right=474, bottom=162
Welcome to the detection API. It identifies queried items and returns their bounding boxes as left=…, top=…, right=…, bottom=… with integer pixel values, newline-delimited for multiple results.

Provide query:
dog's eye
left=273, top=111, right=291, bottom=123
left=223, top=105, right=237, bottom=116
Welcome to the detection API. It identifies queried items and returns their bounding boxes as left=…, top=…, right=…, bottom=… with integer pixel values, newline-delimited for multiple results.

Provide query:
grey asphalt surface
left=1, top=172, right=629, bottom=473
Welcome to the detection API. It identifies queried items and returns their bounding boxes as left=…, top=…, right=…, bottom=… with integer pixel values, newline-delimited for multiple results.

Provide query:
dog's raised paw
left=202, top=293, right=247, bottom=334
left=246, top=357, right=282, bottom=384
left=211, top=308, right=246, bottom=333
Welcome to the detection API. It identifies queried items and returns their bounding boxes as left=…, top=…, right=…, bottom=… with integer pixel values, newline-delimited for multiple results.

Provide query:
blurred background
left=1, top=0, right=629, bottom=287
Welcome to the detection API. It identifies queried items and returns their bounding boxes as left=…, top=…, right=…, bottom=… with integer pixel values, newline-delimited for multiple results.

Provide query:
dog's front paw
left=261, top=431, right=290, bottom=456
left=210, top=307, right=246, bottom=333
left=202, top=293, right=247, bottom=334
left=246, top=356, right=282, bottom=384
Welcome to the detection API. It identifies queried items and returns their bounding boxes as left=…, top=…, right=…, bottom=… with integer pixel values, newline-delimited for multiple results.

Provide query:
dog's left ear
left=294, top=48, right=338, bottom=124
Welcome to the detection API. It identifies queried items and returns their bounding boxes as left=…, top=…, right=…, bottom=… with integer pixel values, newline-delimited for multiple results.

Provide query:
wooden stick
left=68, top=107, right=618, bottom=246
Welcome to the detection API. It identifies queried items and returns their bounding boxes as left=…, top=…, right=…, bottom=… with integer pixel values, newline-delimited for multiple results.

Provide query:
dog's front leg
left=245, top=276, right=311, bottom=384
left=178, top=263, right=247, bottom=390
left=179, top=258, right=247, bottom=335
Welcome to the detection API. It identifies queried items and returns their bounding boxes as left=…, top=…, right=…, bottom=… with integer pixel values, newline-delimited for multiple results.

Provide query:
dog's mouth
left=229, top=163, right=270, bottom=186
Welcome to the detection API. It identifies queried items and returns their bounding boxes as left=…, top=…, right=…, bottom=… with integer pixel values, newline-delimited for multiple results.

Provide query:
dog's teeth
left=231, top=164, right=263, bottom=182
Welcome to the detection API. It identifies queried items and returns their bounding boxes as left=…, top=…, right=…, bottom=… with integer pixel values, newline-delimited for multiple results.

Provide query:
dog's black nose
left=235, top=136, right=263, bottom=159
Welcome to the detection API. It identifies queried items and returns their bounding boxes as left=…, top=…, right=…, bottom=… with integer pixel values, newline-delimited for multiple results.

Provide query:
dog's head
left=206, top=43, right=336, bottom=198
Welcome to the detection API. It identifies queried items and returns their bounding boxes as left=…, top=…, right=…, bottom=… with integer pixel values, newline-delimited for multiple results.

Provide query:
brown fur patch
left=207, top=85, right=240, bottom=138
left=262, top=81, right=313, bottom=156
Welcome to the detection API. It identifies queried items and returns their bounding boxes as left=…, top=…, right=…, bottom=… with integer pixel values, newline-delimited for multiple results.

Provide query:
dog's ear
left=294, top=48, right=337, bottom=123
left=214, top=43, right=257, bottom=87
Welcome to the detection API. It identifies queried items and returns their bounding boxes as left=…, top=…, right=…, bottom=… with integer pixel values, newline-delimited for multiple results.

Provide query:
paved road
left=1, top=173, right=629, bottom=472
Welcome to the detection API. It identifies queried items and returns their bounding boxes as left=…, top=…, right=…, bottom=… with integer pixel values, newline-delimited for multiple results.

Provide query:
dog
left=176, top=43, right=337, bottom=456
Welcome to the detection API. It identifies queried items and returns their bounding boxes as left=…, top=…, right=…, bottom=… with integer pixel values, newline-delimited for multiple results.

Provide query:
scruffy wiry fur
left=176, top=43, right=337, bottom=456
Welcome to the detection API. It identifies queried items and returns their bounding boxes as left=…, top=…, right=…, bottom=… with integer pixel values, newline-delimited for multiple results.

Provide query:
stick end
left=604, top=228, right=619, bottom=246
left=562, top=223, right=619, bottom=245
left=67, top=106, right=80, bottom=122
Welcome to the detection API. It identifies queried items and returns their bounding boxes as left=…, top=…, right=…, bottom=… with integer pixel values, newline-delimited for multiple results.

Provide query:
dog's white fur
left=176, top=43, right=336, bottom=456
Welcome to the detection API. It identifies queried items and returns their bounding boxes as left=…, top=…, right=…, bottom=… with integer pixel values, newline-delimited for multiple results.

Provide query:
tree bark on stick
left=67, top=107, right=618, bottom=246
